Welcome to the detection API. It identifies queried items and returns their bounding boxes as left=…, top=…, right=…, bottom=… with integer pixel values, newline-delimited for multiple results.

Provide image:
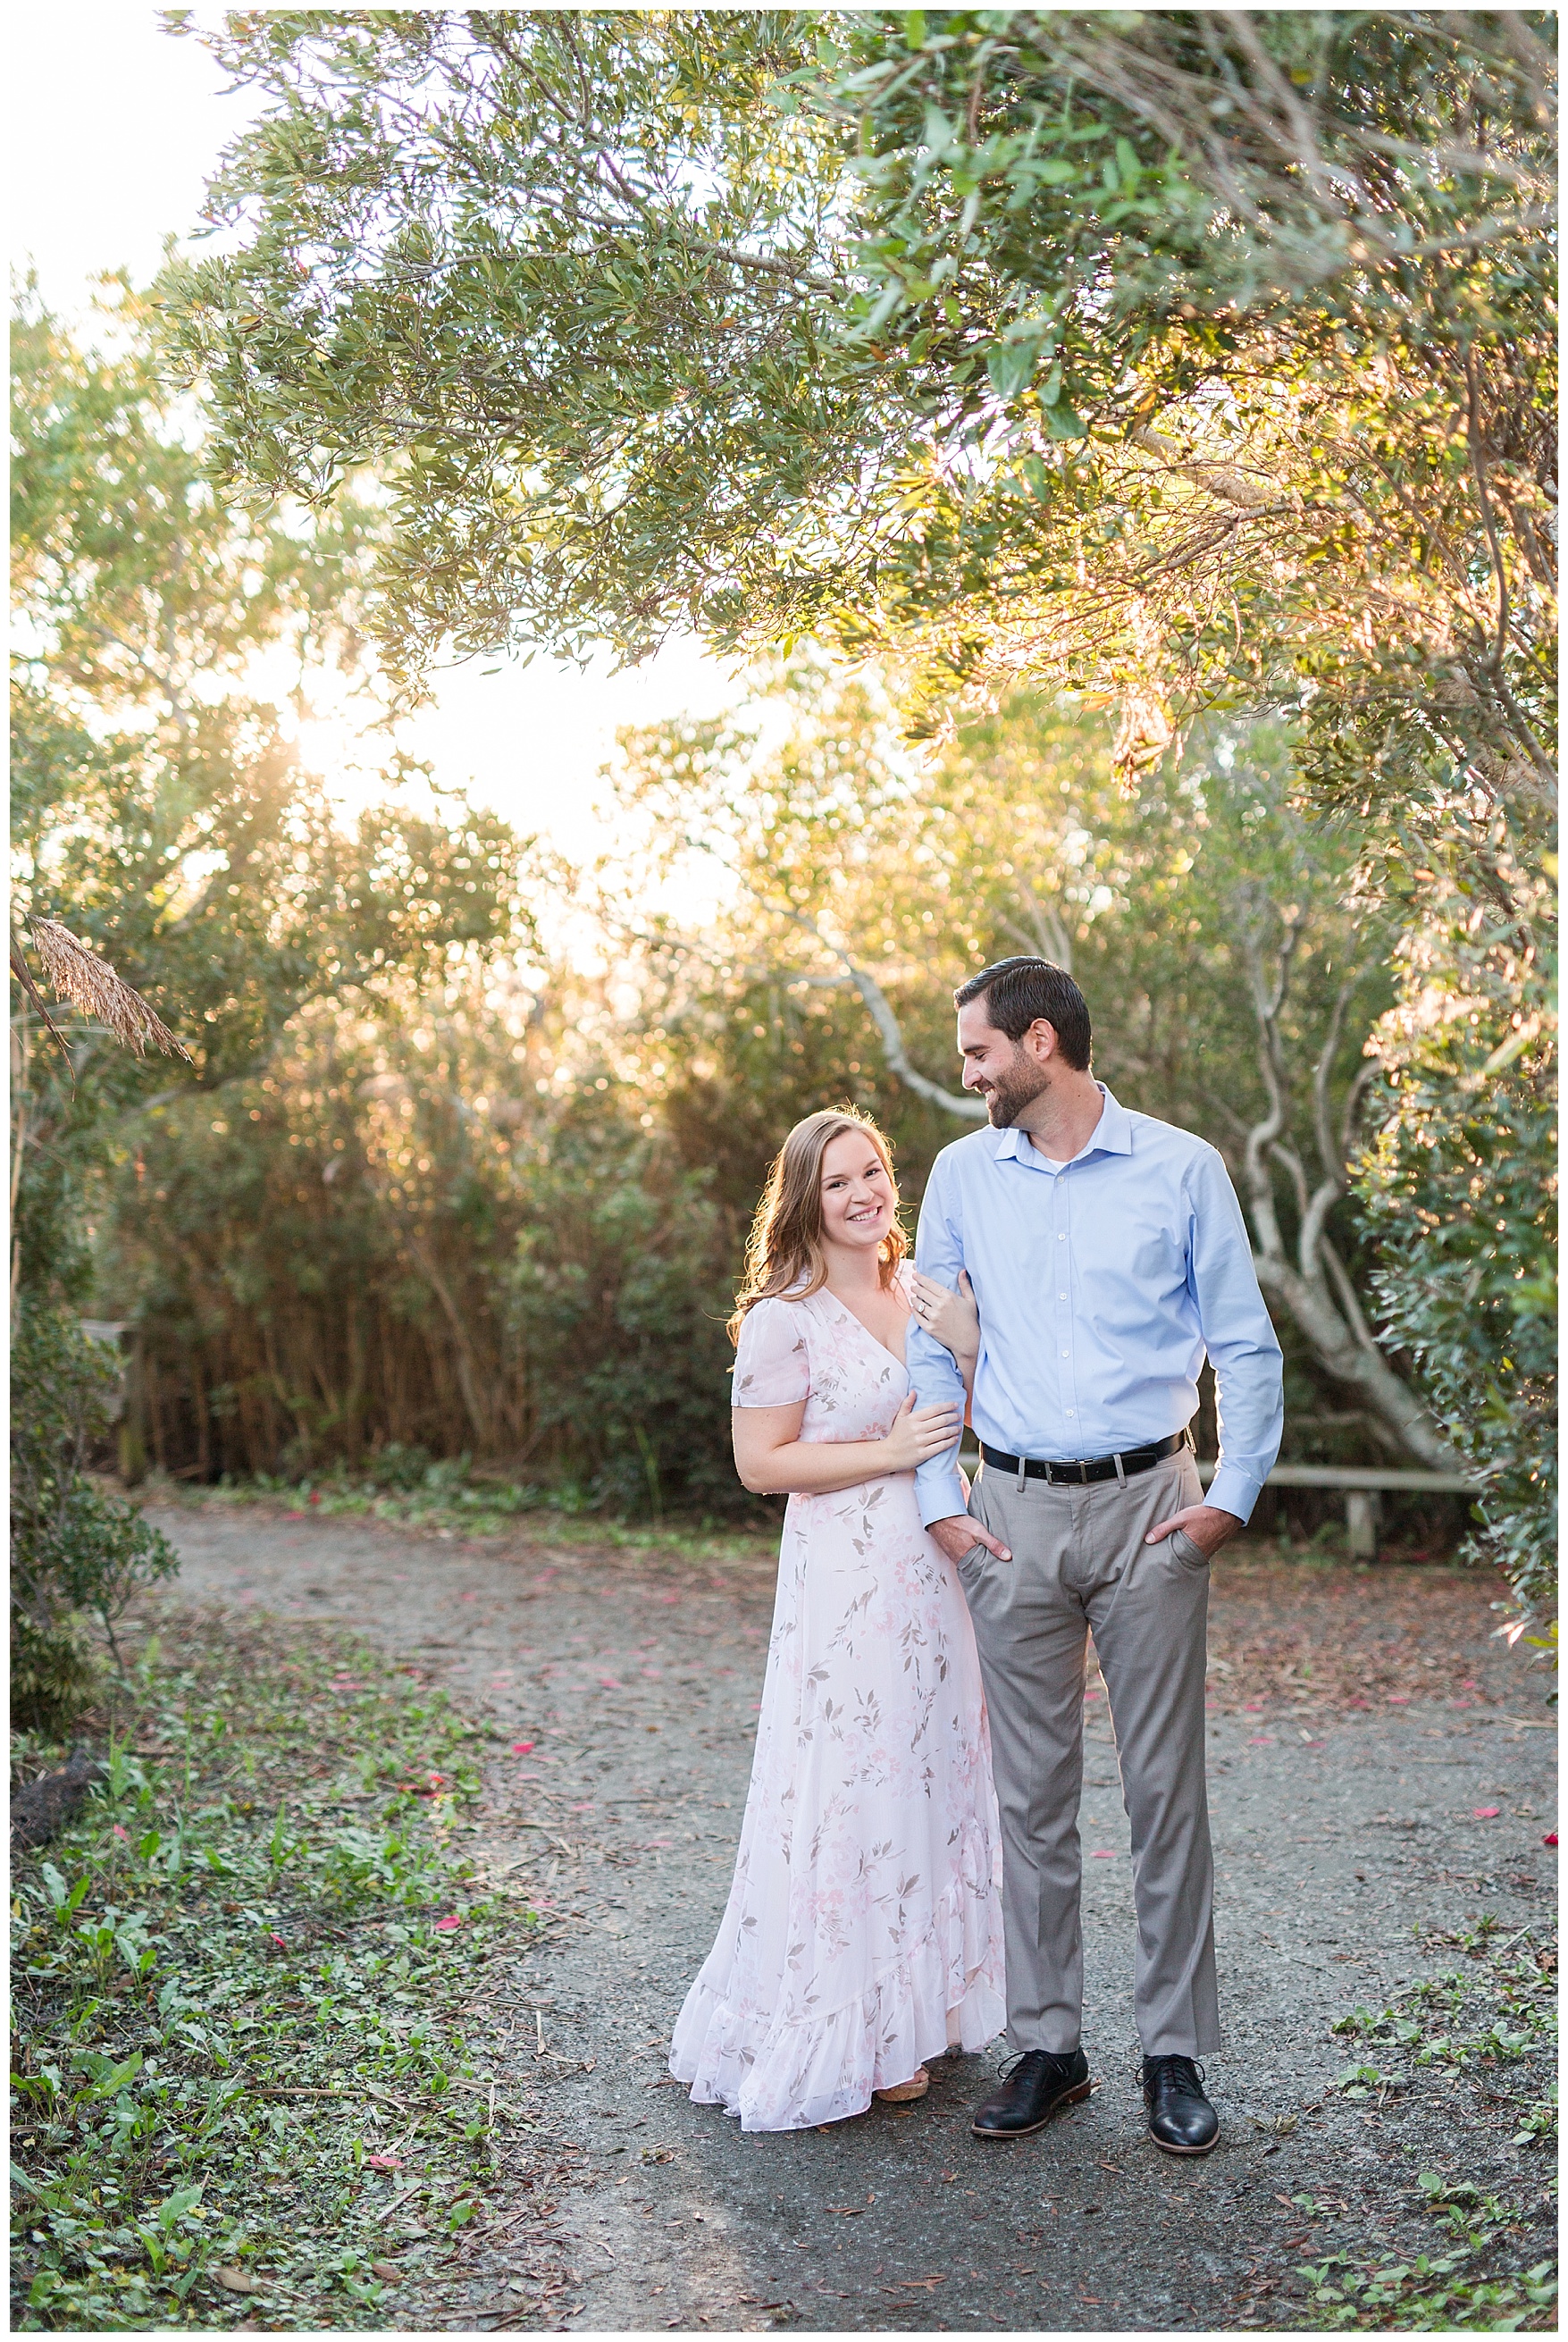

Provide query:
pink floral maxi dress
left=668, top=1277, right=1005, bottom=2131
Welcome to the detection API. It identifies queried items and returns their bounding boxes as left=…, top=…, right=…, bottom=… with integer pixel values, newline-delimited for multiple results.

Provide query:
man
left=907, top=957, right=1283, bottom=2153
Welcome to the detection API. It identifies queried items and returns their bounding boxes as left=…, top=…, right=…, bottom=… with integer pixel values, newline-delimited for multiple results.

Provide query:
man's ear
left=1022, top=1018, right=1058, bottom=1062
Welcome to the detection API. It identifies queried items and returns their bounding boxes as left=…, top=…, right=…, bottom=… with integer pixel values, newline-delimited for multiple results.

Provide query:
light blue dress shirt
left=908, top=1086, right=1284, bottom=1529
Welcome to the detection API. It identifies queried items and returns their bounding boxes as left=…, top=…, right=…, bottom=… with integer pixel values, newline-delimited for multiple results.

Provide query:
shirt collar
left=992, top=1084, right=1132, bottom=1171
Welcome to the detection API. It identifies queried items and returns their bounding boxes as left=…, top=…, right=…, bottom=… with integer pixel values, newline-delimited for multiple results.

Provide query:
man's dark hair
left=953, top=956, right=1093, bottom=1071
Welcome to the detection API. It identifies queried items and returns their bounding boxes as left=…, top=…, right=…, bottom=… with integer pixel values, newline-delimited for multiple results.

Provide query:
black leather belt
left=979, top=1428, right=1193, bottom=1486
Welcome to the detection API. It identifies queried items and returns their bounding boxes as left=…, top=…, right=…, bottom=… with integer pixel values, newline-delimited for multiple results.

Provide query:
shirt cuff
left=1206, top=1464, right=1262, bottom=1524
left=918, top=1463, right=969, bottom=1531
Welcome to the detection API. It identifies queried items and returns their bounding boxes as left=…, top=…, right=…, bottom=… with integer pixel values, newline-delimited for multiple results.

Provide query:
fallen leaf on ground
left=365, top=2153, right=404, bottom=2170
left=433, top=1914, right=463, bottom=1932
left=370, top=2261, right=403, bottom=2282
left=213, top=2267, right=262, bottom=2295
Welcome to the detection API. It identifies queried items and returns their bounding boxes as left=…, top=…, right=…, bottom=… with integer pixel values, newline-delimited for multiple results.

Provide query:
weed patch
left=1286, top=1918, right=1558, bottom=2329
left=10, top=1610, right=567, bottom=2329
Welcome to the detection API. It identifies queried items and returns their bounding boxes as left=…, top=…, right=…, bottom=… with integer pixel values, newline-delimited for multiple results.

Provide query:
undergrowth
left=10, top=1612, right=544, bottom=2329
left=164, top=1454, right=778, bottom=1565
left=1287, top=1916, right=1558, bottom=2329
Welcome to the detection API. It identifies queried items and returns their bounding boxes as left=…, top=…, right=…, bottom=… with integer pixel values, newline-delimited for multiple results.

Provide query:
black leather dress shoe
left=971, top=2047, right=1091, bottom=2139
left=1143, top=2054, right=1220, bottom=2154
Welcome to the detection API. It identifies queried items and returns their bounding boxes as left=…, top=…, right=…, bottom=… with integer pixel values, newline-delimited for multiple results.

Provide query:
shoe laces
left=998, top=2047, right=1069, bottom=2083
left=1144, top=2053, right=1206, bottom=2094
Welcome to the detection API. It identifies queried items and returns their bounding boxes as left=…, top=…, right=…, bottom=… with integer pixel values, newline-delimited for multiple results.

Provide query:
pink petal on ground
left=599, top=1677, right=624, bottom=1690
left=1089, top=1850, right=1117, bottom=1859
left=269, top=1933, right=288, bottom=1949
left=1248, top=1735, right=1275, bottom=1746
left=459, top=1591, right=478, bottom=1602
left=511, top=1742, right=535, bottom=1755
left=1473, top=1806, right=1502, bottom=1819
left=569, top=1802, right=595, bottom=1813
left=1387, top=1694, right=1411, bottom=1703
left=1543, top=1833, right=1557, bottom=1848
left=285, top=1510, right=307, bottom=1520
left=365, top=2154, right=403, bottom=2170
left=433, top=1914, right=463, bottom=1932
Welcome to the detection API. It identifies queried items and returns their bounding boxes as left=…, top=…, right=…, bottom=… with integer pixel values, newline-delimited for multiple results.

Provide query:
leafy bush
left=1361, top=924, right=1557, bottom=1624
left=508, top=1117, right=740, bottom=1515
left=10, top=1309, right=178, bottom=1726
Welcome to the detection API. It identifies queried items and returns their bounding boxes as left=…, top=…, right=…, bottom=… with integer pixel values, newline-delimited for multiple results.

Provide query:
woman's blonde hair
left=729, top=1107, right=907, bottom=1343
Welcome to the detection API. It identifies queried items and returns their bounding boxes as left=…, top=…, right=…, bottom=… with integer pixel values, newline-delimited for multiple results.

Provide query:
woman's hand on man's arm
left=910, top=1268, right=980, bottom=1384
left=733, top=1394, right=962, bottom=1497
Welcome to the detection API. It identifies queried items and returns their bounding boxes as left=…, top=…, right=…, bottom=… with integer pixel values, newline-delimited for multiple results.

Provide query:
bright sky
left=7, top=4, right=747, bottom=874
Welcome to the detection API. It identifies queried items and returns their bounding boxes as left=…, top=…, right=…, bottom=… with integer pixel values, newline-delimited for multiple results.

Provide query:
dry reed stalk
left=28, top=920, right=191, bottom=1061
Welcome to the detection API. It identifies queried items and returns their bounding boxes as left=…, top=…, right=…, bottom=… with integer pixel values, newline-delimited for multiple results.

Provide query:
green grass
left=1288, top=1918, right=1558, bottom=2329
left=159, top=1456, right=778, bottom=1568
left=10, top=1610, right=547, bottom=2330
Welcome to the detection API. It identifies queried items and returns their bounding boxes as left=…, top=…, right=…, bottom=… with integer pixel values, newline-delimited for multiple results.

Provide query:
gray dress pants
left=959, top=1448, right=1220, bottom=2059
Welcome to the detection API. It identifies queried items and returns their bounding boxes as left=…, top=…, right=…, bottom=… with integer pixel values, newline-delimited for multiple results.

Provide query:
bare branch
left=1237, top=895, right=1303, bottom=1257
left=767, top=900, right=985, bottom=1120
left=1321, top=1235, right=1377, bottom=1355
left=1011, top=870, right=1075, bottom=970
left=1310, top=972, right=1358, bottom=1188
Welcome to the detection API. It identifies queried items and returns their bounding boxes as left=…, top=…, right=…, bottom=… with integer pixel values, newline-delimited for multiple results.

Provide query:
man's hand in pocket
left=928, top=1514, right=1011, bottom=1566
left=1145, top=1503, right=1242, bottom=1559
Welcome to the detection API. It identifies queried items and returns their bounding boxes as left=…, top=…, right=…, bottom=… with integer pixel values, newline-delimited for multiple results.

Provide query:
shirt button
left=1057, top=1233, right=1066, bottom=1241
left=1058, top=1291, right=1067, bottom=1299
left=1061, top=1349, right=1069, bottom=1358
left=1066, top=1409, right=1075, bottom=1417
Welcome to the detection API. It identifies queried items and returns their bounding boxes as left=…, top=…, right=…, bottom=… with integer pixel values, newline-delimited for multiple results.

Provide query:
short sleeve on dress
left=732, top=1298, right=810, bottom=1408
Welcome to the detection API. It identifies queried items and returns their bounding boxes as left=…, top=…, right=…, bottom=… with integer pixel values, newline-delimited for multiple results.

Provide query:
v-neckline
left=821, top=1281, right=911, bottom=1370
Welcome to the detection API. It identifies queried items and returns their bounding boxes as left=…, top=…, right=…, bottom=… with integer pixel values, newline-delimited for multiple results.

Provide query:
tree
left=162, top=9, right=1554, bottom=1610
left=164, top=8, right=1554, bottom=813
left=10, top=283, right=525, bottom=1714
left=583, top=667, right=1455, bottom=1464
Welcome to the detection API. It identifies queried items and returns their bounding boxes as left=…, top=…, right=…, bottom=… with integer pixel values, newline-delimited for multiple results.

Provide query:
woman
left=668, top=1109, right=1004, bottom=2132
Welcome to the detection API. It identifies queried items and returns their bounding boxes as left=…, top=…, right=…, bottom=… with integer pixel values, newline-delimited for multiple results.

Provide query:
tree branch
left=765, top=900, right=985, bottom=1119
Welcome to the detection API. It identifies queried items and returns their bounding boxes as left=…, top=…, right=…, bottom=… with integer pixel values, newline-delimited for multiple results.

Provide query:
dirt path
left=147, top=1499, right=1556, bottom=2333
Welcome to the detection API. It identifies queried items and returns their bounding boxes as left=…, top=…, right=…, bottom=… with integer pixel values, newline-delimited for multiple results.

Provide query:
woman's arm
left=733, top=1392, right=964, bottom=1498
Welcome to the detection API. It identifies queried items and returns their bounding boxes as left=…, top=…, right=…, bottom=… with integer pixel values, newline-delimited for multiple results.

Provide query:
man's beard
left=980, top=1048, right=1052, bottom=1129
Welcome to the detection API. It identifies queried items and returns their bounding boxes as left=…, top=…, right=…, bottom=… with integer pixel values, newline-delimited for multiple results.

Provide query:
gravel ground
left=147, top=1499, right=1556, bottom=2333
